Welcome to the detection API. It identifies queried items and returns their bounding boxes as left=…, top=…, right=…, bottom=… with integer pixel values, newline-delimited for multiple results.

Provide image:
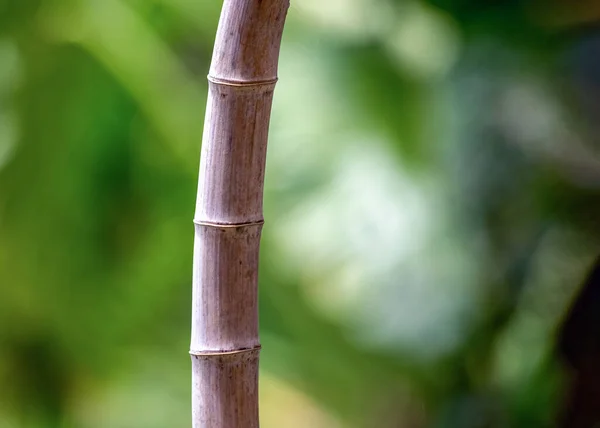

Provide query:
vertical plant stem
left=190, top=1, right=289, bottom=427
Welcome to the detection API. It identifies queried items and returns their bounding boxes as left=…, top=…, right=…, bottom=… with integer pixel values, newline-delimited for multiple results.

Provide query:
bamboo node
left=193, top=219, right=264, bottom=229
left=189, top=346, right=261, bottom=357
left=207, top=75, right=278, bottom=88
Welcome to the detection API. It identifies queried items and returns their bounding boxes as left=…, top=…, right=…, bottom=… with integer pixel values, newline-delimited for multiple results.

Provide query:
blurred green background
left=2, top=0, right=600, bottom=427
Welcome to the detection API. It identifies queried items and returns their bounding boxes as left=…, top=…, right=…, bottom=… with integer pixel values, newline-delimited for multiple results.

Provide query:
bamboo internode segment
left=191, top=1, right=289, bottom=426
left=191, top=223, right=262, bottom=352
left=194, top=81, right=275, bottom=225
left=208, top=1, right=288, bottom=83
left=192, top=350, right=260, bottom=428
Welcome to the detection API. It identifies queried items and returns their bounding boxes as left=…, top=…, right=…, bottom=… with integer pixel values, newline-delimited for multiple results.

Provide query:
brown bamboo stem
left=190, top=1, right=289, bottom=427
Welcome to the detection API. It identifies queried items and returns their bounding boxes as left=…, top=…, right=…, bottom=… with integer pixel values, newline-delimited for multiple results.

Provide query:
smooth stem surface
left=190, top=1, right=289, bottom=427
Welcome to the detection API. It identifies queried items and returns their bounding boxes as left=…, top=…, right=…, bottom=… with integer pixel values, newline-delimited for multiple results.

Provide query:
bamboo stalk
left=190, top=1, right=289, bottom=427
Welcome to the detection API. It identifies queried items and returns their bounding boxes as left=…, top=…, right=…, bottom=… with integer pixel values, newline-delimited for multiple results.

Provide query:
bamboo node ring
left=193, top=219, right=265, bottom=228
left=189, top=346, right=261, bottom=357
left=207, top=75, right=278, bottom=88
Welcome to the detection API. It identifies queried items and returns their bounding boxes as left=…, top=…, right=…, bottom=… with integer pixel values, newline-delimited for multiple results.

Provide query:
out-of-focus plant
left=1, top=0, right=600, bottom=427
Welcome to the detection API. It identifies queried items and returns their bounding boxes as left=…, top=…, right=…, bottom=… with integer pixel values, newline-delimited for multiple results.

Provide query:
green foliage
left=1, top=0, right=600, bottom=427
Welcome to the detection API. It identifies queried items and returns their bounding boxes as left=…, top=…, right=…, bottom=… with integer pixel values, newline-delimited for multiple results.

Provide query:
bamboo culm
left=190, top=1, right=289, bottom=427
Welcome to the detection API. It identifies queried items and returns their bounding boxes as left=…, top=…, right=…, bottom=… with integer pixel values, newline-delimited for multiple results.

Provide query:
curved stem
left=190, top=1, right=289, bottom=427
